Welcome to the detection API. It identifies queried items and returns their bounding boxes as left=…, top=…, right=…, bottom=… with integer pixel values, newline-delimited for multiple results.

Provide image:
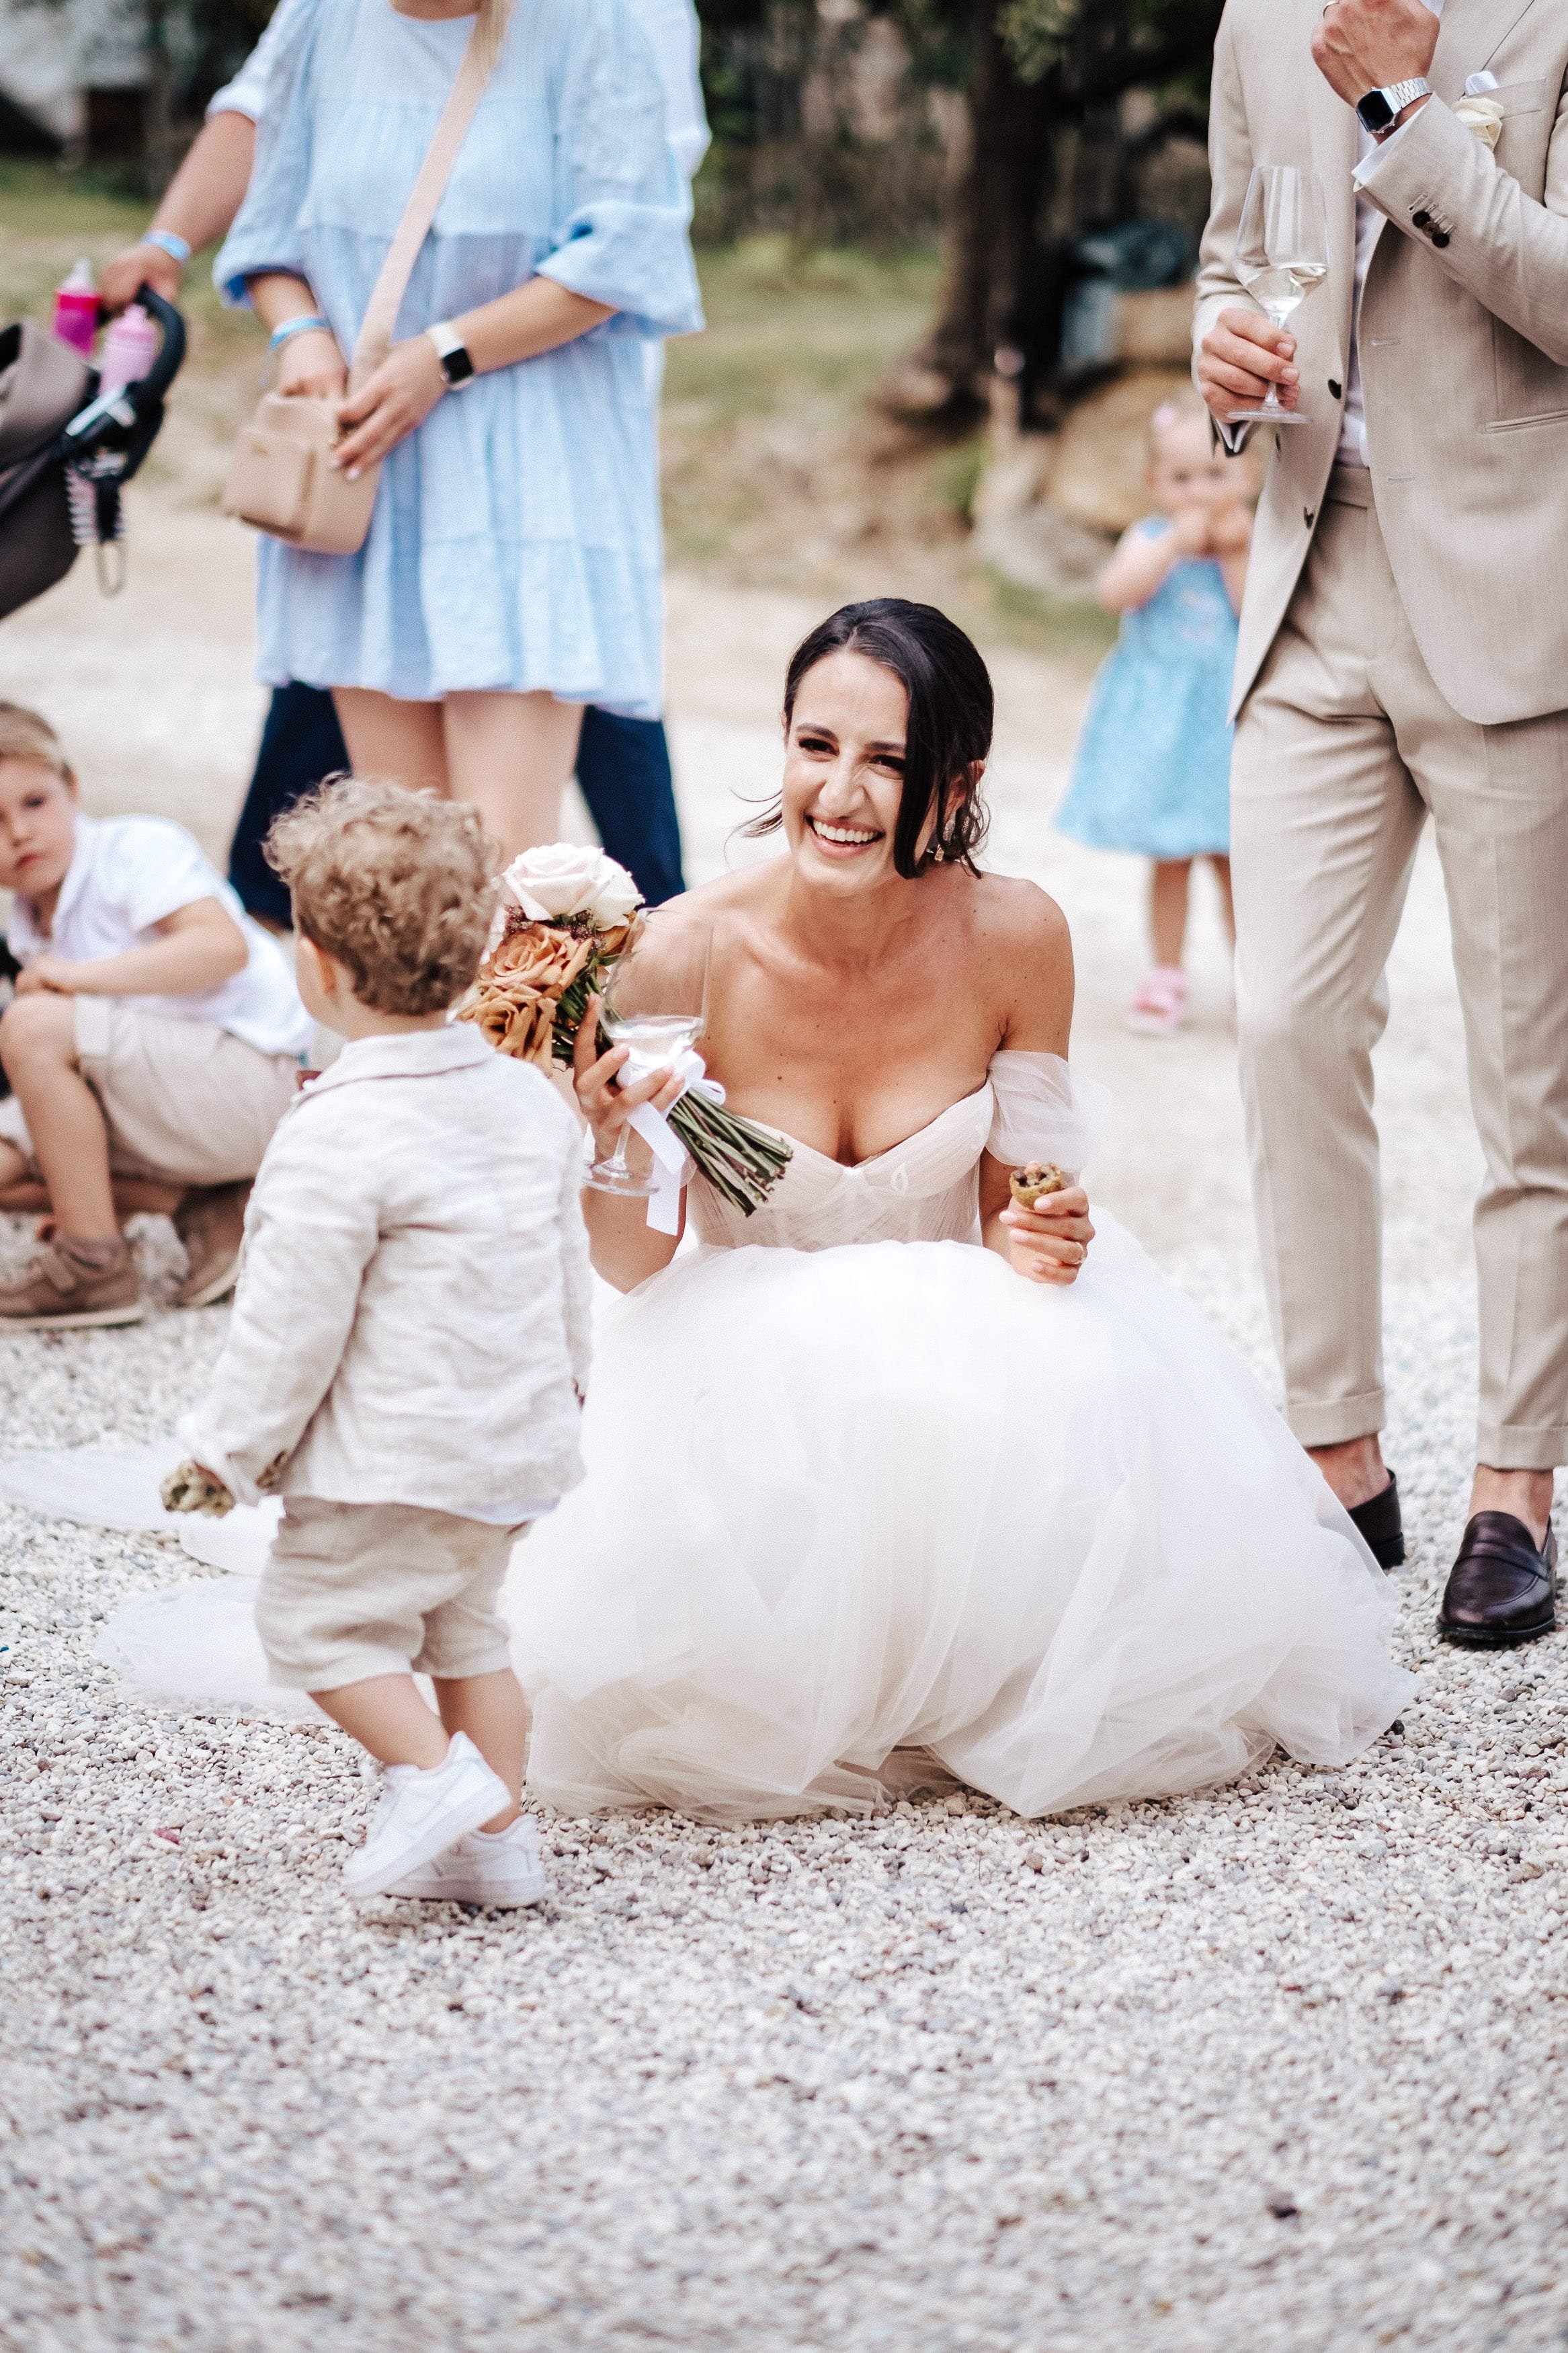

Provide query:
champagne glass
left=1223, top=165, right=1329, bottom=427
left=586, top=922, right=712, bottom=1197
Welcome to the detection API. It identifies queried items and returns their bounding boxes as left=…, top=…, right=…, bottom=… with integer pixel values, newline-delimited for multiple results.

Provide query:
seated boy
left=0, top=702, right=312, bottom=1328
left=164, top=779, right=591, bottom=1906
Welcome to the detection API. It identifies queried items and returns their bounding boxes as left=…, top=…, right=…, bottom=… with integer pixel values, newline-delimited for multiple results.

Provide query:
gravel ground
left=3, top=502, right=1564, bottom=2350
left=1, top=1226, right=1565, bottom=2353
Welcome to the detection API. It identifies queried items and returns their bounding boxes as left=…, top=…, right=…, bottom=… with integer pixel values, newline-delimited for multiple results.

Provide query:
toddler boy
left=0, top=702, right=312, bottom=1326
left=164, top=779, right=591, bottom=1907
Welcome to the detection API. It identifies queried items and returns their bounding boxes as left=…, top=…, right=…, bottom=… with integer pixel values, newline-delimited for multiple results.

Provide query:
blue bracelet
left=143, top=229, right=191, bottom=266
left=269, top=315, right=331, bottom=352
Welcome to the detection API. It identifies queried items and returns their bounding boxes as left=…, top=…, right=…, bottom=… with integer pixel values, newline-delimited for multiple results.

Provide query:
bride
left=93, top=598, right=1411, bottom=1818
left=507, top=598, right=1413, bottom=1819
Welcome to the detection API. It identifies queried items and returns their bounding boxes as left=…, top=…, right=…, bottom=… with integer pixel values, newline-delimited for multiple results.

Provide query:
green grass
left=0, top=173, right=1110, bottom=664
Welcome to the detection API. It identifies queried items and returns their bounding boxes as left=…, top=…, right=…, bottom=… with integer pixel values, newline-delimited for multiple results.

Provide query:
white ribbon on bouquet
left=620, top=1044, right=726, bottom=1234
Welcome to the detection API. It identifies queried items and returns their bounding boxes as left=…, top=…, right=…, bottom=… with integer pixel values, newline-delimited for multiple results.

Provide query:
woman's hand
left=1000, top=1186, right=1095, bottom=1286
left=331, top=336, right=447, bottom=479
left=572, top=993, right=685, bottom=1160
left=14, top=957, right=84, bottom=996
left=276, top=327, right=348, bottom=403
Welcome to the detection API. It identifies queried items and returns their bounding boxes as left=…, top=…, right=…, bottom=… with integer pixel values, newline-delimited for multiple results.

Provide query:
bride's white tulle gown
left=78, top=1053, right=1411, bottom=1821
left=511, top=1053, right=1411, bottom=1818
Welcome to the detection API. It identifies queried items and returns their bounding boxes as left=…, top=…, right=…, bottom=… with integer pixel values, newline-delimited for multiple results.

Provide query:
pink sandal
left=1126, top=966, right=1190, bottom=1036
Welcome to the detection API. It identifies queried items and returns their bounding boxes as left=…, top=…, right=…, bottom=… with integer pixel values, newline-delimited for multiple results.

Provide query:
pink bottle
left=98, top=304, right=159, bottom=394
left=52, top=259, right=99, bottom=360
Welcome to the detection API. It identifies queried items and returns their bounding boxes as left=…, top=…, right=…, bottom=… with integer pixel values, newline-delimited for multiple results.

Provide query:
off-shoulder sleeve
left=536, top=0, right=704, bottom=338
left=212, top=0, right=323, bottom=307
left=986, top=1051, right=1112, bottom=1179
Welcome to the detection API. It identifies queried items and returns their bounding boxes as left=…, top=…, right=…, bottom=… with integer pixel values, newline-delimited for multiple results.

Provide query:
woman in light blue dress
left=215, top=0, right=702, bottom=852
left=1055, top=398, right=1252, bottom=1035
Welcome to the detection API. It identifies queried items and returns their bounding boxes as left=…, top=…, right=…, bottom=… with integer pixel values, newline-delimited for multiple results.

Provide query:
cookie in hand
left=1009, top=1161, right=1070, bottom=1210
left=160, top=1460, right=237, bottom=1519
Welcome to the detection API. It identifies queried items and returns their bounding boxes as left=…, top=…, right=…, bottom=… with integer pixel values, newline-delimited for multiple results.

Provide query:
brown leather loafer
left=1437, top=1512, right=1558, bottom=1648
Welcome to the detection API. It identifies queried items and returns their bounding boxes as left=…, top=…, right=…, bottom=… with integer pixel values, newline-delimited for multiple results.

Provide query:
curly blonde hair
left=266, top=779, right=499, bottom=1018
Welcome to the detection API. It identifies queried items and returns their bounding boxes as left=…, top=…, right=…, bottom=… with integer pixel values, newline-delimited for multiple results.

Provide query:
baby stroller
left=0, top=284, right=185, bottom=621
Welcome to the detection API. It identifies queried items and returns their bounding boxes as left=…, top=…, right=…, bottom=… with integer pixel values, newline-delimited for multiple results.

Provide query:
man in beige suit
left=1194, top=0, right=1568, bottom=1645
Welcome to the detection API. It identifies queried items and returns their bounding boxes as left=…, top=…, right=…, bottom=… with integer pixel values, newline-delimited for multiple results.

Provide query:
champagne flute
left=586, top=922, right=712, bottom=1197
left=1223, top=165, right=1329, bottom=428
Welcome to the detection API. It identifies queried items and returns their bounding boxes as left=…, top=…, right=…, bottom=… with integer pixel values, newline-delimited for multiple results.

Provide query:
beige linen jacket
left=1195, top=0, right=1568, bottom=725
left=179, top=1025, right=592, bottom=1515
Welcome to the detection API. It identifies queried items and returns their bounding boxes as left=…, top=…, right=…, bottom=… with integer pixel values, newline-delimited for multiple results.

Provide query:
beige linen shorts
left=0, top=996, right=300, bottom=1188
left=255, top=1497, right=521, bottom=1692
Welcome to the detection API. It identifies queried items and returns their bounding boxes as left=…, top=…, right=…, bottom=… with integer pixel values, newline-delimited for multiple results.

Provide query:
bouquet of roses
left=454, top=844, right=791, bottom=1218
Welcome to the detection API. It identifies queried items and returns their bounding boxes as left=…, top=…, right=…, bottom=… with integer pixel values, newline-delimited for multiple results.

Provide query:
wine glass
left=1223, top=165, right=1329, bottom=428
left=585, top=922, right=712, bottom=1197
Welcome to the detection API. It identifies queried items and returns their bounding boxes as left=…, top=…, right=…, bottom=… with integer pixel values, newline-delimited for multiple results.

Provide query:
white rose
left=584, top=857, right=643, bottom=928
left=500, top=842, right=644, bottom=928
left=501, top=843, right=605, bottom=922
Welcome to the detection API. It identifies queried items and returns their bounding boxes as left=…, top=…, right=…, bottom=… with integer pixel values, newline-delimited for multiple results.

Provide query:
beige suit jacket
left=1195, top=0, right=1568, bottom=726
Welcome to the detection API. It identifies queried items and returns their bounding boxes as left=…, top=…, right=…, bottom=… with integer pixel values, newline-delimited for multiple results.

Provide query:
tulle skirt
left=513, top=1218, right=1413, bottom=1821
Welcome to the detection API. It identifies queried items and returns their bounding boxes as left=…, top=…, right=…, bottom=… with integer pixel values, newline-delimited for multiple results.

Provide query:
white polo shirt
left=7, top=813, right=313, bottom=1060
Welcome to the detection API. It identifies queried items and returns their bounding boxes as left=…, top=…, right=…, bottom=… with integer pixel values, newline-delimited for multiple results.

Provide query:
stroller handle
left=132, top=284, right=187, bottom=401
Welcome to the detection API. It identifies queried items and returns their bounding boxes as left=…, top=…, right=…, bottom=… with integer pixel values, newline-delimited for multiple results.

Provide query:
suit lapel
left=1430, top=0, right=1540, bottom=96
left=1307, top=22, right=1360, bottom=375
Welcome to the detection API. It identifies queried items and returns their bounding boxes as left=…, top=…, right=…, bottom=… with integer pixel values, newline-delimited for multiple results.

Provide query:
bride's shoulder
left=969, top=871, right=1072, bottom=967
left=647, top=868, right=781, bottom=932
left=964, top=872, right=1073, bottom=1046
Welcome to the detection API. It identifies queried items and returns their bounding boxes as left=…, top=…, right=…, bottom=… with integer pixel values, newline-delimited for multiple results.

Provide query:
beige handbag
left=222, top=22, right=492, bottom=556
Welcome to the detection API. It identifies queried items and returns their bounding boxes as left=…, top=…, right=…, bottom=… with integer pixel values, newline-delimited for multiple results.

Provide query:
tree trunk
left=921, top=0, right=1055, bottom=415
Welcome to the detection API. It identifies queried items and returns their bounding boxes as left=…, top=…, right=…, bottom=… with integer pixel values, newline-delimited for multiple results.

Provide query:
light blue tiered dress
left=1055, top=520, right=1237, bottom=859
left=215, top=0, right=704, bottom=717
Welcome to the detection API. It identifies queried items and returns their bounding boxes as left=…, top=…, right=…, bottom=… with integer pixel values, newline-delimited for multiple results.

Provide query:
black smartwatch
left=1355, top=77, right=1431, bottom=136
left=425, top=320, right=476, bottom=389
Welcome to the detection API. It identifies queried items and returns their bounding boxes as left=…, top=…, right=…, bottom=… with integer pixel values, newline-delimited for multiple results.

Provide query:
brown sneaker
left=173, top=1181, right=252, bottom=1309
left=0, top=1236, right=142, bottom=1330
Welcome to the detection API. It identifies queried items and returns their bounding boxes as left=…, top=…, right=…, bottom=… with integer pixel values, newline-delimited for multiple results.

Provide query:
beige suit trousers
left=1232, top=467, right=1568, bottom=1470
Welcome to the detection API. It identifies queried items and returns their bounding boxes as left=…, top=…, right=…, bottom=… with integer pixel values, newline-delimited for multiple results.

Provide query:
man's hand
left=1198, top=307, right=1300, bottom=426
left=1313, top=0, right=1439, bottom=110
left=100, top=241, right=183, bottom=317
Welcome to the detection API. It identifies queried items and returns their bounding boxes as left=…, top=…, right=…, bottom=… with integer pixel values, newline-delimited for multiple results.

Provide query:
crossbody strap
left=349, top=22, right=494, bottom=393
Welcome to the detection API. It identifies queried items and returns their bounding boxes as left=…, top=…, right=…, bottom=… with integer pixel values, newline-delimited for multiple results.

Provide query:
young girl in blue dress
left=1055, top=395, right=1254, bottom=1035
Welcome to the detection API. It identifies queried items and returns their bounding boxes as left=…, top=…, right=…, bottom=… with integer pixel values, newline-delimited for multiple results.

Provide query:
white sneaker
left=341, top=1732, right=512, bottom=1901
left=388, top=1814, right=546, bottom=1908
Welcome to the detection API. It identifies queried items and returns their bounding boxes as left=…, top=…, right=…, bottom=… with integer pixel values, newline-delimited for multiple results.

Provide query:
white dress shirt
left=1337, top=0, right=1443, bottom=465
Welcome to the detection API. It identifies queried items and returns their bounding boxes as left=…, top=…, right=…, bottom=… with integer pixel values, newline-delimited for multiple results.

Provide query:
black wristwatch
left=1356, top=77, right=1431, bottom=136
left=425, top=320, right=476, bottom=389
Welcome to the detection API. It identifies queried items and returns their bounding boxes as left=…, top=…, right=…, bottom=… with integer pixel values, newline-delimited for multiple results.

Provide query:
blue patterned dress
left=1055, top=520, right=1238, bottom=858
left=215, top=0, right=703, bottom=717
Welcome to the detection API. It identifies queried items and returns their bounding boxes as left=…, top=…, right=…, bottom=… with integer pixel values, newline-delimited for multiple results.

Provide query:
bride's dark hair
left=743, top=598, right=994, bottom=878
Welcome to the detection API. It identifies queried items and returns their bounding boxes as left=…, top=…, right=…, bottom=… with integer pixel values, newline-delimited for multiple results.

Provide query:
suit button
left=1411, top=209, right=1431, bottom=228
left=1304, top=507, right=1315, bottom=526
left=1328, top=379, right=1342, bottom=399
left=1432, top=229, right=1451, bottom=247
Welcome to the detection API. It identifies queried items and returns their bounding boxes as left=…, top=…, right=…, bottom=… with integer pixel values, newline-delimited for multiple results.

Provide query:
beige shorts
left=255, top=1497, right=521, bottom=1692
left=0, top=996, right=300, bottom=1188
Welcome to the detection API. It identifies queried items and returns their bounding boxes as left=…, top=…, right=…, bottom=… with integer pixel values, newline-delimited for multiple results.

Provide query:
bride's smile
left=781, top=648, right=921, bottom=883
